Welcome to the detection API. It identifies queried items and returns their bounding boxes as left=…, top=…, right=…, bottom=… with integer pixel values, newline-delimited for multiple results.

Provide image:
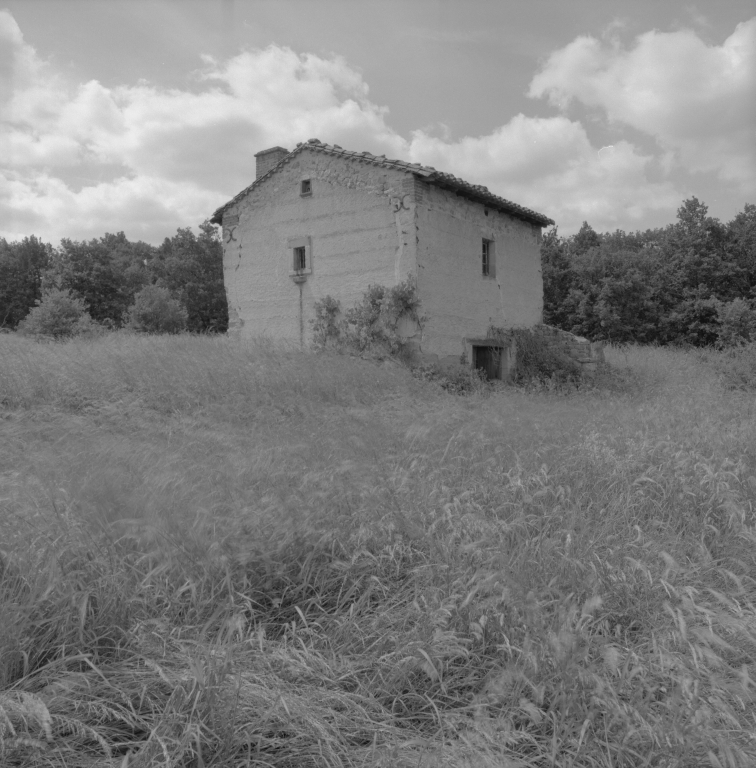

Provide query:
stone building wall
left=414, top=179, right=544, bottom=362
left=531, top=324, right=604, bottom=365
left=522, top=324, right=606, bottom=377
left=221, top=149, right=415, bottom=344
left=220, top=146, right=546, bottom=356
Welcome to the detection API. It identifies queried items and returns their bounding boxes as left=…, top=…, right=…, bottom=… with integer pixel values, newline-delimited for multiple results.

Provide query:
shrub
left=489, top=326, right=584, bottom=386
left=712, top=342, right=756, bottom=391
left=312, top=278, right=423, bottom=356
left=411, top=361, right=487, bottom=394
left=16, top=288, right=101, bottom=339
left=715, top=297, right=756, bottom=348
left=311, top=295, right=344, bottom=348
left=125, top=284, right=188, bottom=334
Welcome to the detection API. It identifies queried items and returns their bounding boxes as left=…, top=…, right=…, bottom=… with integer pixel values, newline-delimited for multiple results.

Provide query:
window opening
left=482, top=239, right=491, bottom=276
left=293, top=246, right=307, bottom=271
left=300, top=179, right=312, bottom=195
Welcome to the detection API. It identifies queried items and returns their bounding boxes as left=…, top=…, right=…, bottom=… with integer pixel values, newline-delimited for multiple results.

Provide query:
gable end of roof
left=211, top=139, right=554, bottom=227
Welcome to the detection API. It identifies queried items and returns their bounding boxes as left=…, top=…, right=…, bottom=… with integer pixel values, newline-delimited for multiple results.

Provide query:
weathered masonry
left=211, top=138, right=559, bottom=374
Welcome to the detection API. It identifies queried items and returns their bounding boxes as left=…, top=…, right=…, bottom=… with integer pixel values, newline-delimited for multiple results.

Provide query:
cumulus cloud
left=528, top=18, right=756, bottom=191
left=408, top=117, right=679, bottom=230
left=0, top=170, right=221, bottom=244
left=0, top=10, right=407, bottom=242
left=0, top=8, right=752, bottom=243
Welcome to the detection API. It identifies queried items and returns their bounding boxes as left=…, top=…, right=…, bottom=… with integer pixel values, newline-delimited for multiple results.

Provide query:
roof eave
left=425, top=175, right=554, bottom=227
left=210, top=140, right=554, bottom=228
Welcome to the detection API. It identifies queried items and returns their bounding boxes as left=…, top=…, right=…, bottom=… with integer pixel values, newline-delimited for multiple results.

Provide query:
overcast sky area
left=1, top=0, right=755, bottom=245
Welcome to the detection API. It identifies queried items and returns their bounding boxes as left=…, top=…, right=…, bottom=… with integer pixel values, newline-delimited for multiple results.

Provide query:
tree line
left=2, top=198, right=754, bottom=344
left=542, top=198, right=756, bottom=347
left=0, top=222, right=228, bottom=336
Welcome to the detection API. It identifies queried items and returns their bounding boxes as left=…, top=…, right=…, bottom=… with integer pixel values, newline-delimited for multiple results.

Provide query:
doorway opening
left=473, top=345, right=502, bottom=380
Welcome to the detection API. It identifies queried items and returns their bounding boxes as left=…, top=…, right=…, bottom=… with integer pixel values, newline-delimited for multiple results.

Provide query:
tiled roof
left=210, top=138, right=554, bottom=227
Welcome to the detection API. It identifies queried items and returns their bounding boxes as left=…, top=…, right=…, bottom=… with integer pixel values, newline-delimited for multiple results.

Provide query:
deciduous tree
left=148, top=222, right=228, bottom=333
left=0, top=236, right=52, bottom=329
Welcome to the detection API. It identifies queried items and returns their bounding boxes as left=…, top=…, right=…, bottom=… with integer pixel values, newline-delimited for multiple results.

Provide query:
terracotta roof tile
left=210, top=140, right=554, bottom=227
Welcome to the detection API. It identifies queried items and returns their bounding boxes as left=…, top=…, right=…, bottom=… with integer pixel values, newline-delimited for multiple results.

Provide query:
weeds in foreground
left=411, top=361, right=489, bottom=394
left=1, top=335, right=755, bottom=766
left=699, top=341, right=756, bottom=392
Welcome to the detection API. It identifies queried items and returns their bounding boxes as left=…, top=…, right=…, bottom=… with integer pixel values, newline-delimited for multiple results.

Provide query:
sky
left=1, top=0, right=755, bottom=246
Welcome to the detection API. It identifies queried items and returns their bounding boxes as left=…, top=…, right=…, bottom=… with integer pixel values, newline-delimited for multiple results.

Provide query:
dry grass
left=1, top=333, right=755, bottom=766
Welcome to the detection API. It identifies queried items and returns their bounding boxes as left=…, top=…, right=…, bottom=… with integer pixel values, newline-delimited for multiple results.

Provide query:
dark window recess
left=300, top=179, right=312, bottom=195
left=473, top=346, right=501, bottom=380
left=293, top=246, right=307, bottom=270
left=482, top=239, right=491, bottom=276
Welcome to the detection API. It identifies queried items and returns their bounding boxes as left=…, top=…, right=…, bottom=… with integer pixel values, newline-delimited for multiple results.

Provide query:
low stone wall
left=459, top=324, right=605, bottom=380
left=530, top=324, right=605, bottom=372
left=423, top=324, right=605, bottom=381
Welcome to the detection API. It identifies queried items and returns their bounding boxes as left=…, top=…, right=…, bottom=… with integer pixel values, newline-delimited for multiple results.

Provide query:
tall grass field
left=1, top=333, right=755, bottom=767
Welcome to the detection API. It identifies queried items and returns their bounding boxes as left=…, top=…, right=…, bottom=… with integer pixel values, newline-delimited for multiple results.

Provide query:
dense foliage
left=312, top=278, right=423, bottom=354
left=125, top=285, right=189, bottom=334
left=149, top=223, right=229, bottom=333
left=1, top=222, right=227, bottom=334
left=0, top=236, right=51, bottom=328
left=542, top=199, right=756, bottom=346
left=16, top=288, right=102, bottom=339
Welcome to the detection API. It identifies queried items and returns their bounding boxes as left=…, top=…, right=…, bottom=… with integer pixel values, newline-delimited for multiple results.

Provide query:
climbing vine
left=312, top=278, right=423, bottom=355
left=310, top=295, right=343, bottom=348
left=488, top=325, right=583, bottom=384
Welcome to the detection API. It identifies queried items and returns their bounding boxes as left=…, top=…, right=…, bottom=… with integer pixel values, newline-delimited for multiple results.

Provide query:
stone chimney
left=254, top=146, right=289, bottom=179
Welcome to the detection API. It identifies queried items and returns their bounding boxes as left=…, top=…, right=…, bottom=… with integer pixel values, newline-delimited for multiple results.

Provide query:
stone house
left=210, top=138, right=556, bottom=378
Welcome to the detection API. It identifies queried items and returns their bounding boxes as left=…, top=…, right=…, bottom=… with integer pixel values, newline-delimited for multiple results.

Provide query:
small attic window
left=293, top=246, right=306, bottom=270
left=300, top=179, right=312, bottom=196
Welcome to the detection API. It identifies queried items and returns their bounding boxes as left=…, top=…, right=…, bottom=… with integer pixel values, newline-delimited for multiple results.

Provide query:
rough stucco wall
left=222, top=150, right=416, bottom=343
left=414, top=180, right=544, bottom=359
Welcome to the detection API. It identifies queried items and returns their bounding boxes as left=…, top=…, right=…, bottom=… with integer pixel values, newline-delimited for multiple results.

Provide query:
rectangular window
left=482, top=238, right=495, bottom=278
left=287, top=236, right=312, bottom=278
left=300, top=179, right=312, bottom=196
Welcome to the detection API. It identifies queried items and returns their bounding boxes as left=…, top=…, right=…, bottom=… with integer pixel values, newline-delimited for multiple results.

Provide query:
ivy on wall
left=311, top=278, right=424, bottom=355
